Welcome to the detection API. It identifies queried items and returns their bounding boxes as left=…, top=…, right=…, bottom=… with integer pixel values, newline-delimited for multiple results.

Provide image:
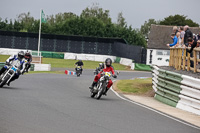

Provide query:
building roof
left=148, top=24, right=200, bottom=50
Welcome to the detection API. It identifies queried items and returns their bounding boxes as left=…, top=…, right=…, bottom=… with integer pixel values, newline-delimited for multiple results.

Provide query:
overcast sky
left=0, top=0, right=199, bottom=28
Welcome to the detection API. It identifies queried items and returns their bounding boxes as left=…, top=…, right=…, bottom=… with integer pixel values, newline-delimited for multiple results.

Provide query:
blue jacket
left=170, top=36, right=178, bottom=47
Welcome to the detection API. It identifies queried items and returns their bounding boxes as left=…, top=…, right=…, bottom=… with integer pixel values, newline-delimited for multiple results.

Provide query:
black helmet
left=25, top=51, right=31, bottom=59
left=18, top=51, right=24, bottom=60
left=105, top=58, right=112, bottom=67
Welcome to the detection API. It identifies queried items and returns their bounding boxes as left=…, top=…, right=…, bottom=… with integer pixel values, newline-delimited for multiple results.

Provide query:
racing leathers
left=90, top=66, right=116, bottom=94
left=0, top=55, right=26, bottom=85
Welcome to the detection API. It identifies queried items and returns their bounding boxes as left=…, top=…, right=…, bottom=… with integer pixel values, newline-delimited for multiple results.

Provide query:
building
left=146, top=24, right=200, bottom=66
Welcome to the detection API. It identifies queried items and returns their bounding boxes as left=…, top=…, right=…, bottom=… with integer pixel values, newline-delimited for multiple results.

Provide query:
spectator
left=186, top=37, right=197, bottom=67
left=166, top=33, right=178, bottom=47
left=175, top=32, right=181, bottom=47
left=197, top=40, right=200, bottom=47
left=173, top=26, right=178, bottom=35
left=178, top=26, right=185, bottom=45
left=193, top=33, right=197, bottom=41
left=197, top=31, right=200, bottom=40
left=184, top=25, right=193, bottom=46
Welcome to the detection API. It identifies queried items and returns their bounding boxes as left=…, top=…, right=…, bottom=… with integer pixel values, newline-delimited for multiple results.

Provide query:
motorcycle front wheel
left=96, top=82, right=106, bottom=100
left=0, top=75, right=10, bottom=88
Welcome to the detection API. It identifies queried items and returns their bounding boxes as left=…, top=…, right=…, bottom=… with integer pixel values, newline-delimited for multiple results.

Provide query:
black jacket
left=186, top=40, right=197, bottom=57
left=75, top=61, right=83, bottom=66
left=184, top=29, right=193, bottom=44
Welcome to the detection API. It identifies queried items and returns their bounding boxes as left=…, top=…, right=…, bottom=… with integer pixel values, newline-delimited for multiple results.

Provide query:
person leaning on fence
left=186, top=37, right=198, bottom=67
left=197, top=31, right=200, bottom=40
left=166, top=33, right=178, bottom=47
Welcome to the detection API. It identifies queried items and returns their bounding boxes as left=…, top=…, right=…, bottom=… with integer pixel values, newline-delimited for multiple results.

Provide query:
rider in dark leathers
left=75, top=60, right=84, bottom=74
left=23, top=51, right=32, bottom=73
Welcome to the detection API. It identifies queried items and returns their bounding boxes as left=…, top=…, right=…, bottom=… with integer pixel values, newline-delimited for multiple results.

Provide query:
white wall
left=146, top=49, right=170, bottom=66
left=64, top=53, right=117, bottom=63
left=34, top=64, right=51, bottom=71
left=0, top=48, right=32, bottom=56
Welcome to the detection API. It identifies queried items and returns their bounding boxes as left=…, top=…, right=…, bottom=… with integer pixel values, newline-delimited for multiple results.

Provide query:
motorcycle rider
left=0, top=51, right=26, bottom=86
left=89, top=58, right=117, bottom=95
left=23, top=51, right=32, bottom=73
left=75, top=60, right=84, bottom=74
left=94, top=63, right=105, bottom=75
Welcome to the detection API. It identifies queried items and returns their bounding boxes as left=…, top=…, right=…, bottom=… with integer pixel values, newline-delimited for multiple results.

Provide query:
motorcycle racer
left=0, top=51, right=26, bottom=86
left=89, top=58, right=117, bottom=95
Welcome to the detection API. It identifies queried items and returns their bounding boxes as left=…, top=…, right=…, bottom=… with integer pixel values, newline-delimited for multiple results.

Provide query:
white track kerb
left=110, top=86, right=200, bottom=130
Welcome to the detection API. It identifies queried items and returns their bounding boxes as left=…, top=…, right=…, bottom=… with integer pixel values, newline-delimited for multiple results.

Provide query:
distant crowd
left=166, top=25, right=200, bottom=48
left=166, top=25, right=200, bottom=67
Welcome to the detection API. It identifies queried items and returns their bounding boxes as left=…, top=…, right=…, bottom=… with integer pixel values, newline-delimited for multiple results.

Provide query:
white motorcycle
left=0, top=64, right=20, bottom=87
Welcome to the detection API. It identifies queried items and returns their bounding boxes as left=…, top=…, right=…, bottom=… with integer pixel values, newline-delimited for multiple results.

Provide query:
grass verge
left=42, top=58, right=128, bottom=70
left=0, top=55, right=129, bottom=71
left=114, top=78, right=154, bottom=96
left=0, top=55, right=9, bottom=62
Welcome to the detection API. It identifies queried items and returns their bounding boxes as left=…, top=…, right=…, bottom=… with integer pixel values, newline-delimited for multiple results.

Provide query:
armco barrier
left=152, top=65, right=200, bottom=115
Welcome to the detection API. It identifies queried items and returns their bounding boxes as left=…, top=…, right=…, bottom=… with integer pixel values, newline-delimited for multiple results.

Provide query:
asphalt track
left=0, top=70, right=199, bottom=133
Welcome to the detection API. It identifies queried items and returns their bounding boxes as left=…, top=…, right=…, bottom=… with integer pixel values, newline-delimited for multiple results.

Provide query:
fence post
left=169, top=48, right=172, bottom=66
left=175, top=48, right=178, bottom=70
left=182, top=48, right=186, bottom=70
left=187, top=52, right=190, bottom=71
left=178, top=48, right=182, bottom=70
left=193, top=50, right=197, bottom=73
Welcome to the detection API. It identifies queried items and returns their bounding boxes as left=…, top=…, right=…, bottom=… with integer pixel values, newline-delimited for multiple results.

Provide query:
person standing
left=173, top=26, right=178, bottom=35
left=197, top=31, right=200, bottom=40
left=184, top=25, right=193, bottom=46
left=179, top=26, right=185, bottom=46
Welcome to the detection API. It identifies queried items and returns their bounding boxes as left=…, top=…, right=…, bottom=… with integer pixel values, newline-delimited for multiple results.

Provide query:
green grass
left=43, top=58, right=128, bottom=70
left=0, top=55, right=9, bottom=62
left=117, top=78, right=152, bottom=94
left=0, top=55, right=128, bottom=70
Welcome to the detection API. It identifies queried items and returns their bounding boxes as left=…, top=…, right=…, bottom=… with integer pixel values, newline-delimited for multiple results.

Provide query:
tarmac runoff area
left=111, top=86, right=200, bottom=128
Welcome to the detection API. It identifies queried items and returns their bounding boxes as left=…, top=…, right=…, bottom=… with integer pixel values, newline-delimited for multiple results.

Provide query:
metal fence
left=0, top=30, right=146, bottom=63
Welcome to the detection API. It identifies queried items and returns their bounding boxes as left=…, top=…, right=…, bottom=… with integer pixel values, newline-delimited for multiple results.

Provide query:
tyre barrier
left=152, top=66, right=200, bottom=115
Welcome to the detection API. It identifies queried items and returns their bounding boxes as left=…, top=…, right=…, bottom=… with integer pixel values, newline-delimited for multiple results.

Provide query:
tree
left=13, top=20, right=22, bottom=31
left=140, top=19, right=158, bottom=37
left=0, top=5, right=147, bottom=47
left=117, top=12, right=126, bottom=27
left=80, top=3, right=111, bottom=24
left=17, top=12, right=35, bottom=32
left=0, top=18, right=7, bottom=30
left=160, top=14, right=199, bottom=27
